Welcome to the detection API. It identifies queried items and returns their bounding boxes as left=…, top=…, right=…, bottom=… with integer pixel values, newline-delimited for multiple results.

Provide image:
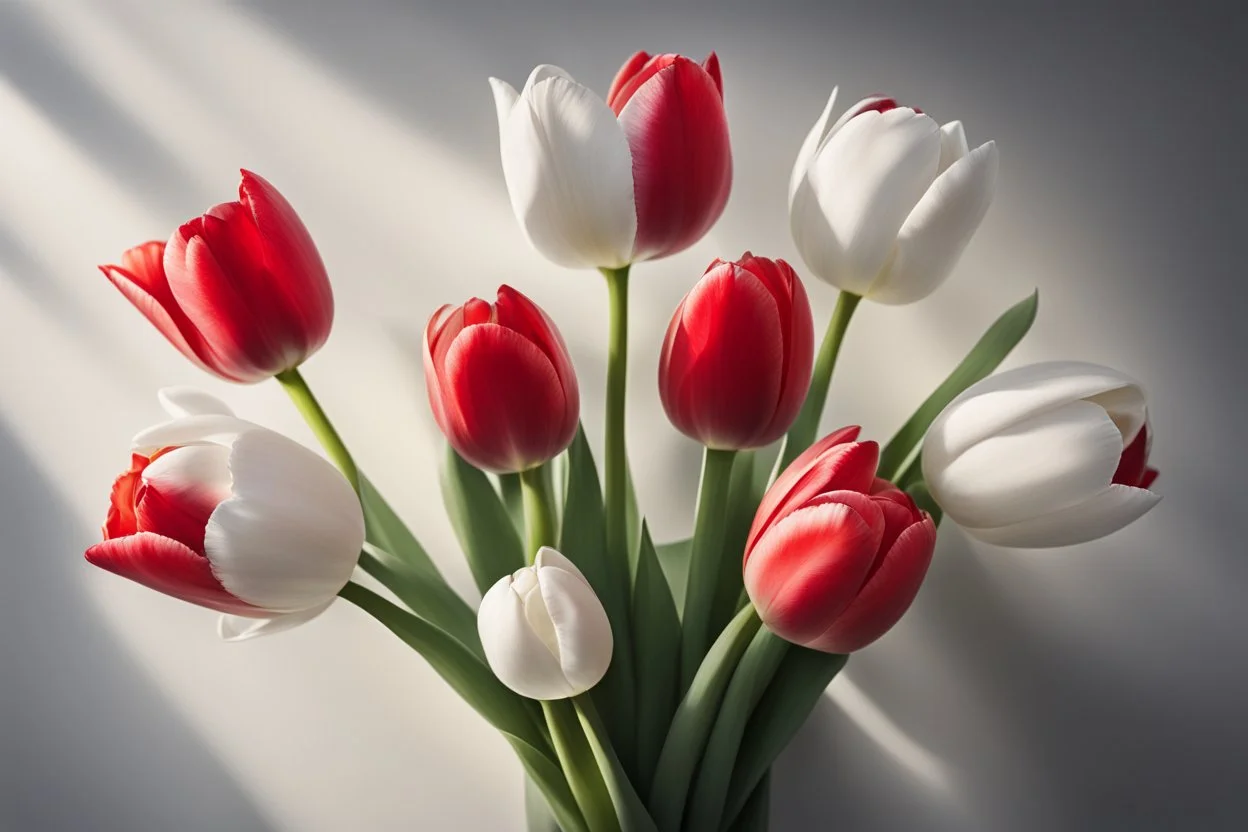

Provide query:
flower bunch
left=84, top=49, right=1158, bottom=832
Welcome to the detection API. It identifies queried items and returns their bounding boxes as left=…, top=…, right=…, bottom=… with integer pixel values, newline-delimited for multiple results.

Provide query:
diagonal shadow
left=0, top=416, right=275, bottom=832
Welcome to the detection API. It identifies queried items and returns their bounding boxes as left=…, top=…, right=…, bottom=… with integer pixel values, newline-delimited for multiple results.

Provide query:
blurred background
left=3, top=1, right=1244, bottom=830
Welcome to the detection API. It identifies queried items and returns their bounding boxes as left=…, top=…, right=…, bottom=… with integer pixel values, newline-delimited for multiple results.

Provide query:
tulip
left=100, top=171, right=333, bottom=383
left=659, top=253, right=814, bottom=449
left=789, top=90, right=998, bottom=304
left=85, top=388, right=365, bottom=641
left=490, top=53, right=731, bottom=269
left=921, top=361, right=1161, bottom=548
left=477, top=547, right=613, bottom=700
left=424, top=285, right=579, bottom=474
left=744, top=427, right=937, bottom=653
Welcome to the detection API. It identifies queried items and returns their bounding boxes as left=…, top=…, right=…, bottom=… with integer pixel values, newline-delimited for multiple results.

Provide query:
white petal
left=868, top=140, right=998, bottom=305
left=497, top=72, right=636, bottom=269
left=132, top=414, right=257, bottom=455
left=962, top=485, right=1160, bottom=548
left=534, top=546, right=590, bottom=586
left=927, top=400, right=1126, bottom=529
left=937, top=121, right=969, bottom=173
left=157, top=387, right=235, bottom=419
left=923, top=361, right=1145, bottom=476
left=788, top=87, right=839, bottom=206
left=520, top=64, right=573, bottom=97
left=204, top=430, right=365, bottom=612
left=790, top=108, right=940, bottom=293
left=478, top=574, right=576, bottom=700
left=537, top=565, right=612, bottom=697
left=218, top=601, right=332, bottom=642
left=489, top=77, right=520, bottom=126
left=140, top=443, right=233, bottom=505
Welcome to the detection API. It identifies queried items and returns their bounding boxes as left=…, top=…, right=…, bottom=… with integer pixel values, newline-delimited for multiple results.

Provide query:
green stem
left=543, top=699, right=622, bottom=832
left=521, top=465, right=558, bottom=558
left=777, top=291, right=861, bottom=473
left=573, top=695, right=659, bottom=832
left=680, top=447, right=739, bottom=690
left=601, top=265, right=632, bottom=584
left=275, top=367, right=361, bottom=493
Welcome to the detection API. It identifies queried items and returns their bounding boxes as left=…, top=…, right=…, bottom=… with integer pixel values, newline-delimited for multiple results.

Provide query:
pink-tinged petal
left=605, top=51, right=652, bottom=110
left=617, top=57, right=732, bottom=261
left=745, top=495, right=884, bottom=646
left=810, top=514, right=936, bottom=653
left=134, top=444, right=233, bottom=554
left=747, top=436, right=879, bottom=556
left=238, top=170, right=334, bottom=353
left=85, top=532, right=261, bottom=616
left=441, top=324, right=572, bottom=473
left=660, top=263, right=783, bottom=449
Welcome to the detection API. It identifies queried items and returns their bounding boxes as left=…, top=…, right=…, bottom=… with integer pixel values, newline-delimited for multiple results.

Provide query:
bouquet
left=84, top=50, right=1160, bottom=831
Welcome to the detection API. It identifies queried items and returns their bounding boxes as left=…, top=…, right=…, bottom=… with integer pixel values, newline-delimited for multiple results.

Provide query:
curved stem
left=275, top=367, right=361, bottom=493
left=521, top=464, right=558, bottom=558
left=777, top=291, right=861, bottom=474
left=601, top=265, right=632, bottom=577
left=680, top=447, right=739, bottom=690
left=543, top=699, right=622, bottom=832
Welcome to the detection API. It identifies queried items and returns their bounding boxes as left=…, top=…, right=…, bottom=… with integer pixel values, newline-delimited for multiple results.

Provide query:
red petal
left=440, top=324, right=575, bottom=473
left=494, top=286, right=580, bottom=433
left=1113, top=422, right=1155, bottom=488
left=702, top=52, right=723, bottom=99
left=607, top=53, right=675, bottom=115
left=617, top=57, right=732, bottom=261
left=103, top=453, right=150, bottom=540
left=605, top=50, right=653, bottom=111
left=809, top=514, right=936, bottom=653
left=744, top=496, right=883, bottom=646
left=85, top=532, right=261, bottom=616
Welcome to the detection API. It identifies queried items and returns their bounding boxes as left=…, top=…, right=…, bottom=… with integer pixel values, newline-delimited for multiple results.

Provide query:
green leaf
left=441, top=445, right=527, bottom=594
left=655, top=538, right=691, bottom=613
left=648, top=605, right=761, bottom=832
left=729, top=772, right=771, bottom=832
left=357, top=475, right=479, bottom=655
left=497, top=472, right=526, bottom=537
left=574, top=696, right=659, bottom=832
left=708, top=450, right=760, bottom=632
left=525, top=775, right=563, bottom=832
left=542, top=700, right=621, bottom=832
left=632, top=523, right=681, bottom=797
left=685, top=627, right=789, bottom=830
left=559, top=427, right=637, bottom=779
left=906, top=480, right=943, bottom=527
left=723, top=647, right=848, bottom=828
left=511, top=738, right=588, bottom=832
left=877, top=290, right=1039, bottom=482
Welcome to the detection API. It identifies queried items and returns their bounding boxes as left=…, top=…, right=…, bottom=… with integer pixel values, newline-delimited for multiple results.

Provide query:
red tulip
left=659, top=254, right=814, bottom=450
left=744, top=427, right=937, bottom=653
left=100, top=171, right=333, bottom=383
left=606, top=51, right=732, bottom=262
left=424, top=286, right=579, bottom=474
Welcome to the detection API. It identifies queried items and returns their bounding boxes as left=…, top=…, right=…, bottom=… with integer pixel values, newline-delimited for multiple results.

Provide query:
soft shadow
left=1, top=417, right=276, bottom=832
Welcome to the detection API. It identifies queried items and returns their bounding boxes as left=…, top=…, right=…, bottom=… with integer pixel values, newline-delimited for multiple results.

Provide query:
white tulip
left=922, top=362, right=1161, bottom=547
left=790, top=89, right=999, bottom=304
left=477, top=547, right=613, bottom=700
left=85, top=387, right=365, bottom=641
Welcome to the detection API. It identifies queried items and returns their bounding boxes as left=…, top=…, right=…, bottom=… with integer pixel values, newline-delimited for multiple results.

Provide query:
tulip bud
left=101, top=171, right=333, bottom=383
left=744, top=427, right=937, bottom=653
left=922, top=361, right=1161, bottom=547
left=424, top=285, right=579, bottom=474
left=659, top=254, right=814, bottom=449
left=489, top=53, right=731, bottom=269
left=789, top=90, right=998, bottom=304
left=85, top=388, right=366, bottom=641
left=477, top=547, right=613, bottom=700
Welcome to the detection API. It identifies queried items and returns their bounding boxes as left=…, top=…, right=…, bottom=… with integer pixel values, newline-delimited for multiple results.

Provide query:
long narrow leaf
left=729, top=773, right=771, bottom=832
left=575, top=697, right=659, bottom=832
left=511, top=738, right=588, bottom=832
left=441, top=445, right=527, bottom=594
left=632, top=523, right=681, bottom=796
left=877, top=290, right=1039, bottom=481
left=655, top=538, right=691, bottom=612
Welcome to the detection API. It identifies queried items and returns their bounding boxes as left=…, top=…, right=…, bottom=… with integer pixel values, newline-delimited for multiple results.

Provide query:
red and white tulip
left=85, top=388, right=365, bottom=640
left=490, top=53, right=731, bottom=269
left=100, top=171, right=334, bottom=383
left=922, top=362, right=1160, bottom=547
left=790, top=91, right=998, bottom=304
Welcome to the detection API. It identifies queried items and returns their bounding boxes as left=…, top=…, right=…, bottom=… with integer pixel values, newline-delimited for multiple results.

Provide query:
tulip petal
left=922, top=362, right=1146, bottom=475
left=494, top=286, right=580, bottom=433
left=537, top=560, right=613, bottom=696
left=618, top=57, right=732, bottom=261
left=605, top=51, right=652, bottom=108
left=535, top=546, right=591, bottom=586
left=218, top=601, right=332, bottom=642
left=131, top=413, right=256, bottom=455
left=85, top=531, right=258, bottom=615
left=745, top=498, right=883, bottom=646
left=811, top=514, right=936, bottom=653
left=158, top=387, right=235, bottom=419
left=937, top=121, right=969, bottom=173
left=496, top=72, right=637, bottom=269
left=204, top=430, right=364, bottom=612
left=479, top=575, right=576, bottom=700
left=868, top=141, right=998, bottom=305
left=791, top=108, right=940, bottom=293
left=788, top=88, right=839, bottom=205
left=136, top=444, right=233, bottom=552
left=929, top=400, right=1128, bottom=529
left=963, top=484, right=1160, bottom=548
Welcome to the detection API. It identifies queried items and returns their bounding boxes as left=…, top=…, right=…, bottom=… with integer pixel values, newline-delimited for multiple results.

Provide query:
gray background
left=2, top=1, right=1244, bottom=830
